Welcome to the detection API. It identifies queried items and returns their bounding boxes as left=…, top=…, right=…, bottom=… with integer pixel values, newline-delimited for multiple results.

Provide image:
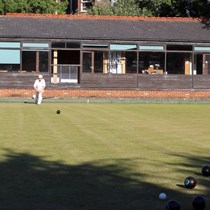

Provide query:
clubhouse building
left=1, top=13, right=210, bottom=99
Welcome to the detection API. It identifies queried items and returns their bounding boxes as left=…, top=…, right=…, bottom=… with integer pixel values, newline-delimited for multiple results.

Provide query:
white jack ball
left=159, top=193, right=167, bottom=200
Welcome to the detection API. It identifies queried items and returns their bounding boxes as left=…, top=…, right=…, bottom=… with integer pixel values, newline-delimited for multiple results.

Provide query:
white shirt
left=34, top=79, right=46, bottom=93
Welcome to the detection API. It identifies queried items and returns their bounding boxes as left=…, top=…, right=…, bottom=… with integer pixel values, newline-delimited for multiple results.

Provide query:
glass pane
left=194, top=53, right=203, bottom=75
left=58, top=50, right=80, bottom=64
left=194, top=47, right=210, bottom=51
left=167, top=45, right=192, bottom=51
left=139, top=45, right=164, bottom=51
left=110, top=44, right=137, bottom=50
left=0, top=64, right=20, bottom=72
left=83, top=44, right=108, bottom=49
left=0, top=42, right=20, bottom=48
left=83, top=53, right=92, bottom=73
left=59, top=66, right=78, bottom=83
left=22, top=43, right=49, bottom=48
left=109, top=52, right=122, bottom=74
left=51, top=42, right=65, bottom=48
left=126, top=51, right=137, bottom=73
left=66, top=42, right=80, bottom=48
left=139, top=52, right=165, bottom=74
left=166, top=53, right=191, bottom=74
left=206, top=55, right=210, bottom=74
left=0, top=50, right=20, bottom=64
left=39, top=51, right=49, bottom=72
left=94, top=52, right=103, bottom=73
left=22, top=51, right=36, bottom=72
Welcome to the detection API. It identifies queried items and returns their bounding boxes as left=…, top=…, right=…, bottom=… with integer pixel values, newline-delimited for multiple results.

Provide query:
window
left=81, top=0, right=92, bottom=12
left=52, top=42, right=65, bottom=48
left=82, top=44, right=108, bottom=49
left=139, top=52, right=165, bottom=74
left=22, top=51, right=49, bottom=72
left=0, top=50, right=20, bottom=64
left=167, top=45, right=192, bottom=51
left=110, top=44, right=137, bottom=51
left=52, top=42, right=80, bottom=49
left=139, top=45, right=164, bottom=51
left=194, top=46, right=210, bottom=52
left=0, top=42, right=21, bottom=72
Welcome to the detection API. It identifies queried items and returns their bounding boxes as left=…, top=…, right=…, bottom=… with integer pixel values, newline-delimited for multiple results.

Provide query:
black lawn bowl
left=184, top=176, right=197, bottom=189
left=165, top=200, right=181, bottom=210
left=202, top=166, right=210, bottom=177
left=192, top=196, right=206, bottom=210
left=56, top=110, right=61, bottom=114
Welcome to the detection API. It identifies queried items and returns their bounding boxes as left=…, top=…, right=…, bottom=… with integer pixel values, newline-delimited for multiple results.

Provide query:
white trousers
left=35, top=91, right=43, bottom=105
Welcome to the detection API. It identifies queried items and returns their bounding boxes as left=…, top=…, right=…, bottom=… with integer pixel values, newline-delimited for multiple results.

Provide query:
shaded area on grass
left=169, top=152, right=210, bottom=192
left=0, top=150, right=209, bottom=210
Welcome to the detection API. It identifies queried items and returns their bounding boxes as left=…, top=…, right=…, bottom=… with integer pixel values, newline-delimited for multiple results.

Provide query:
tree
left=28, top=0, right=68, bottom=14
left=89, top=0, right=113, bottom=16
left=156, top=0, right=210, bottom=17
left=138, top=0, right=172, bottom=16
left=0, top=0, right=4, bottom=14
left=89, top=0, right=143, bottom=16
left=0, top=0, right=209, bottom=18
left=112, top=0, right=142, bottom=16
left=89, top=0, right=210, bottom=18
left=0, top=0, right=68, bottom=15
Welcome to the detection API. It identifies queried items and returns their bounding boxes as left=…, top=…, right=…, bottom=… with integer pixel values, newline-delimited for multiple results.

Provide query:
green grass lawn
left=0, top=102, right=210, bottom=210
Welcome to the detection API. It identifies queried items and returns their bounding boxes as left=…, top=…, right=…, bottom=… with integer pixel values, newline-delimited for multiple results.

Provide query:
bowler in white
left=33, top=75, right=46, bottom=105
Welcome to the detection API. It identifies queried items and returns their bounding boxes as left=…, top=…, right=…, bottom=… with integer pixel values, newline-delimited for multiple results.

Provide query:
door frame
left=203, top=54, right=210, bottom=75
left=82, top=51, right=94, bottom=73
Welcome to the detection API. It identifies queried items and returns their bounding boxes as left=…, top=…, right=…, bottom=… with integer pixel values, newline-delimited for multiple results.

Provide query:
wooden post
left=185, top=60, right=191, bottom=75
left=36, top=51, right=39, bottom=72
left=103, top=52, right=108, bottom=73
left=52, top=50, right=58, bottom=83
left=121, top=52, right=126, bottom=74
